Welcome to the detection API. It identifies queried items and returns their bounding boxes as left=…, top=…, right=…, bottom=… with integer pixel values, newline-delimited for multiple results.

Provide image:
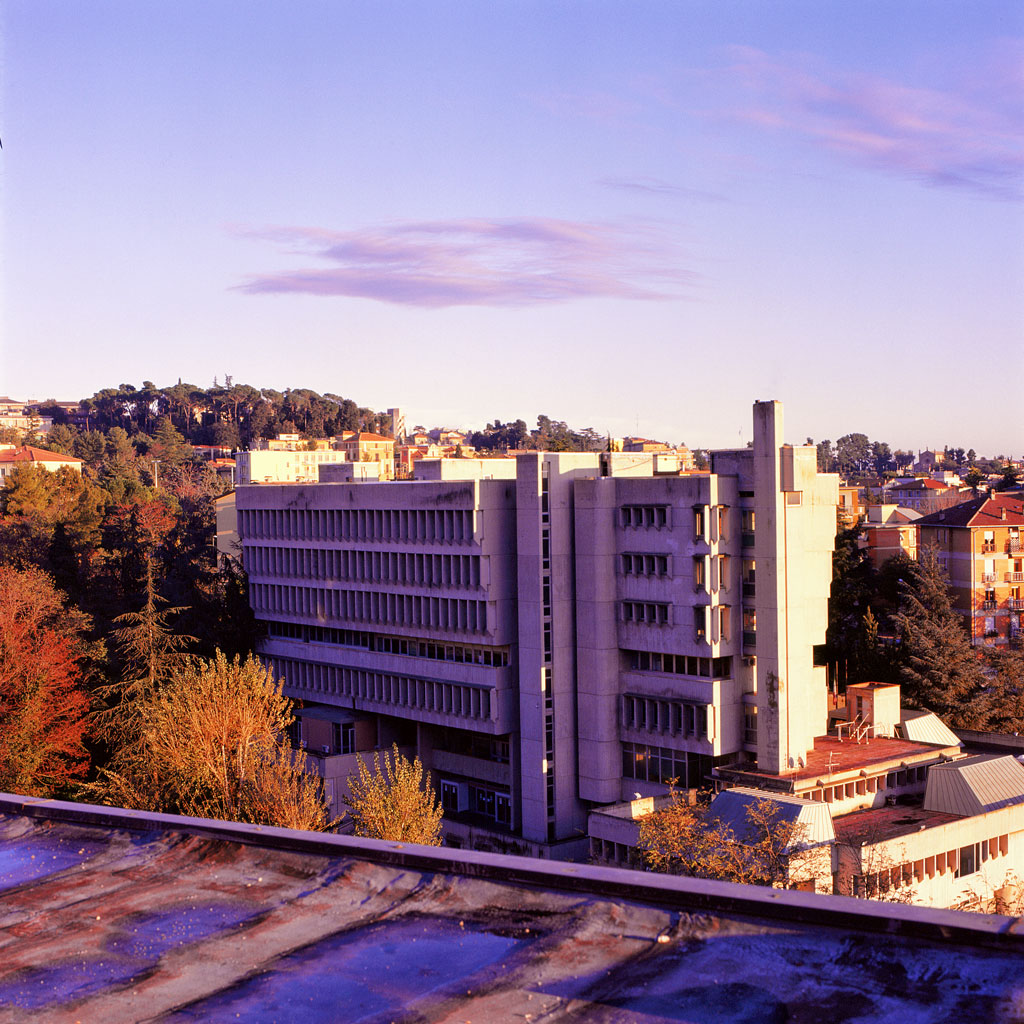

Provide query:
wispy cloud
left=233, top=218, right=692, bottom=307
left=724, top=45, right=1024, bottom=200
left=599, top=176, right=727, bottom=203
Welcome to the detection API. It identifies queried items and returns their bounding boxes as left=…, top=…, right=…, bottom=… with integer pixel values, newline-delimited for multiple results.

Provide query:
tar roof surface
left=2, top=801, right=1024, bottom=1023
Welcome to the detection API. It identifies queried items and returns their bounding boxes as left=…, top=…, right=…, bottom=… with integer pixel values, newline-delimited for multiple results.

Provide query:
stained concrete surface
left=0, top=813, right=1022, bottom=1023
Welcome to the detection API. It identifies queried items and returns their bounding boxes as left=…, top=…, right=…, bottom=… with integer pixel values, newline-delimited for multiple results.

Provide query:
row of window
left=620, top=504, right=737, bottom=543
left=851, top=834, right=1009, bottom=898
left=805, top=764, right=929, bottom=804
left=625, top=650, right=734, bottom=679
left=621, top=743, right=715, bottom=789
left=240, top=507, right=475, bottom=545
left=251, top=583, right=488, bottom=633
left=621, top=553, right=669, bottom=577
left=246, top=546, right=483, bottom=589
left=621, top=695, right=710, bottom=739
left=268, top=656, right=494, bottom=721
left=622, top=601, right=670, bottom=625
left=620, top=505, right=669, bottom=529
left=265, top=621, right=510, bottom=666
left=440, top=781, right=512, bottom=825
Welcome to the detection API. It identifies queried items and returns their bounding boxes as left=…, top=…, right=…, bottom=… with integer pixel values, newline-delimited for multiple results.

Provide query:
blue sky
left=2, top=1, right=1022, bottom=454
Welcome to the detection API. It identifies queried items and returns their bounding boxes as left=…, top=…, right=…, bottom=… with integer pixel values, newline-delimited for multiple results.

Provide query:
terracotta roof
left=892, top=478, right=953, bottom=491
left=0, top=446, right=83, bottom=465
left=341, top=432, right=395, bottom=443
left=917, top=494, right=1024, bottom=528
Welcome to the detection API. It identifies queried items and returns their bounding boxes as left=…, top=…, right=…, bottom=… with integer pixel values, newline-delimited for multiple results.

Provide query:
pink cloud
left=233, top=218, right=692, bottom=307
left=724, top=46, right=1024, bottom=200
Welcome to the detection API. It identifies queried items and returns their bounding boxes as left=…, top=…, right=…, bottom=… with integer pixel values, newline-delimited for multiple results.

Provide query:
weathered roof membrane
left=1, top=794, right=1024, bottom=1023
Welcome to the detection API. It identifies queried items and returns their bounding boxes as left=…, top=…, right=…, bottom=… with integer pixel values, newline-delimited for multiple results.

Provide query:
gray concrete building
left=236, top=401, right=838, bottom=857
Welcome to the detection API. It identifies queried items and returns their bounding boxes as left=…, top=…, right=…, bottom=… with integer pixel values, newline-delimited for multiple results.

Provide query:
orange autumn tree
left=0, top=565, right=92, bottom=795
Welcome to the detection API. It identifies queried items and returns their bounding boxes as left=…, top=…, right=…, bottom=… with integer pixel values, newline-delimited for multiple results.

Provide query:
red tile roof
left=0, top=445, right=83, bottom=464
left=918, top=494, right=1024, bottom=528
left=342, top=432, right=395, bottom=443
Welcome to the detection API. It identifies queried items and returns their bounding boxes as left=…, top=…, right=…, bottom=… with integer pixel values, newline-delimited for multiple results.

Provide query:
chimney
left=1002, top=506, right=1007, bottom=520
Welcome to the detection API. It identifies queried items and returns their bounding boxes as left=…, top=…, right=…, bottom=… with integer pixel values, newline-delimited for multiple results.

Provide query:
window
left=694, top=606, right=708, bottom=642
left=693, top=556, right=706, bottom=590
left=332, top=721, right=355, bottom=755
left=623, top=553, right=669, bottom=577
left=693, top=505, right=706, bottom=542
left=441, top=781, right=461, bottom=813
left=622, top=505, right=669, bottom=529
left=623, top=601, right=670, bottom=625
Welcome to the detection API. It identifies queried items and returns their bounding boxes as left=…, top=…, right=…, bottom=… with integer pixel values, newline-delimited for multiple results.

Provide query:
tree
left=0, top=566, right=92, bottom=796
left=638, top=789, right=811, bottom=888
left=997, top=464, right=1022, bottom=492
left=816, top=440, right=834, bottom=473
left=893, top=549, right=989, bottom=726
left=835, top=433, right=871, bottom=476
left=87, top=652, right=332, bottom=831
left=346, top=743, right=443, bottom=845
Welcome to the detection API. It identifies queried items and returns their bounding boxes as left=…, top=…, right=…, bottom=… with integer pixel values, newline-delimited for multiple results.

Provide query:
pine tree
left=893, top=549, right=989, bottom=726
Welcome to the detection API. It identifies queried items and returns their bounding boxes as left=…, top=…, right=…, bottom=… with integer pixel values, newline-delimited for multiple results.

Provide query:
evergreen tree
left=893, top=549, right=989, bottom=726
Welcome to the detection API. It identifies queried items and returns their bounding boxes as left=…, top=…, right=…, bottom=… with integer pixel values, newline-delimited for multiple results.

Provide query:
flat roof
left=833, top=802, right=961, bottom=845
left=722, top=734, right=954, bottom=789
left=1, top=794, right=1023, bottom=1021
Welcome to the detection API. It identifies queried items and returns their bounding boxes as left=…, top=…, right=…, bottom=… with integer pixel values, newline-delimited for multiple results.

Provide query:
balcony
left=980, top=601, right=998, bottom=612
left=432, top=749, right=512, bottom=787
left=1007, top=536, right=1021, bottom=553
left=1006, top=572, right=1024, bottom=583
left=981, top=572, right=998, bottom=583
left=981, top=541, right=997, bottom=553
left=743, top=630, right=757, bottom=653
left=1009, top=598, right=1024, bottom=611
left=743, top=581, right=756, bottom=598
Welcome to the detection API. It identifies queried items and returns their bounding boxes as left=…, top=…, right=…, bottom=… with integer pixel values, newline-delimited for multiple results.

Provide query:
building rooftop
left=0, top=445, right=83, bottom=465
left=720, top=733, right=955, bottom=790
left=2, top=794, right=1024, bottom=1021
left=925, top=755, right=1024, bottom=816
left=918, top=494, right=1024, bottom=528
left=832, top=800, right=960, bottom=845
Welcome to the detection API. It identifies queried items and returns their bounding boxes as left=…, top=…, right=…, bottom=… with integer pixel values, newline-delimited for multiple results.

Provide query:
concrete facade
left=236, top=401, right=839, bottom=856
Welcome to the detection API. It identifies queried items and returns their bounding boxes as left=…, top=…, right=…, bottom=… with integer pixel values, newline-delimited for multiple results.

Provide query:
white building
left=235, top=448, right=348, bottom=485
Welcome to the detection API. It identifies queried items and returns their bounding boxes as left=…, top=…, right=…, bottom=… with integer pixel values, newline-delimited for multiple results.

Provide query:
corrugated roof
left=900, top=711, right=962, bottom=748
left=709, top=787, right=836, bottom=847
left=924, top=755, right=1024, bottom=816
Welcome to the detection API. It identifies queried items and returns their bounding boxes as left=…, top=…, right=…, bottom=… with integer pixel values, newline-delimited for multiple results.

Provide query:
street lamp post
left=152, top=459, right=161, bottom=489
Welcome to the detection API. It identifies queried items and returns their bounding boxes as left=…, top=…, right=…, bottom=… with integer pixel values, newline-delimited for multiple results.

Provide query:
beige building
left=0, top=445, right=83, bottom=481
left=236, top=401, right=839, bottom=855
left=858, top=503, right=921, bottom=568
left=334, top=432, right=396, bottom=479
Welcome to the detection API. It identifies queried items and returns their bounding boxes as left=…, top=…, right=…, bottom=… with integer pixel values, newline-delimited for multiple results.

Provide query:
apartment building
left=858, top=503, right=921, bottom=568
left=917, top=493, right=1024, bottom=649
left=236, top=401, right=839, bottom=856
left=235, top=448, right=348, bottom=485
